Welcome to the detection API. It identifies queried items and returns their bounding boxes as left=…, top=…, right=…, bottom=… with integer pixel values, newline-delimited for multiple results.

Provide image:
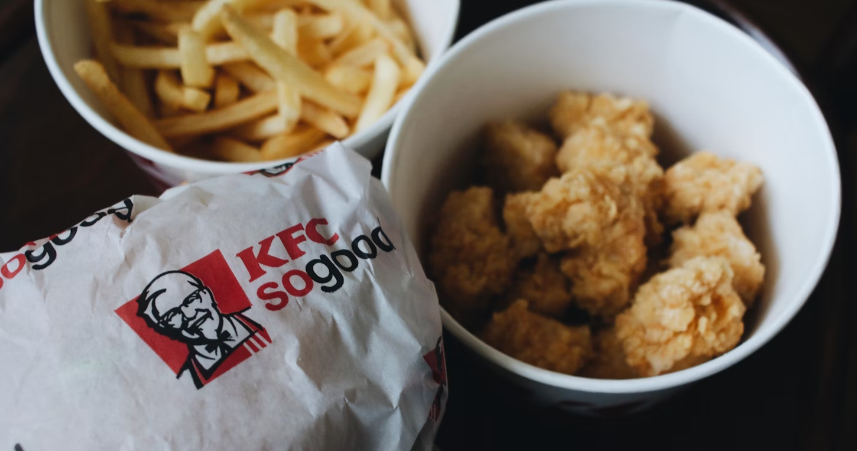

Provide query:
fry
left=304, top=0, right=423, bottom=84
left=111, top=42, right=249, bottom=68
left=387, top=14, right=416, bottom=53
left=220, top=5, right=362, bottom=117
left=179, top=27, right=215, bottom=87
left=156, top=90, right=279, bottom=137
left=298, top=14, right=344, bottom=40
left=74, top=60, right=172, bottom=151
left=328, top=21, right=374, bottom=56
left=355, top=53, right=399, bottom=132
left=214, top=73, right=240, bottom=108
left=85, top=0, right=120, bottom=83
left=297, top=39, right=332, bottom=67
left=332, top=38, right=388, bottom=67
left=112, top=0, right=206, bottom=23
left=115, top=24, right=155, bottom=117
left=130, top=21, right=183, bottom=45
left=260, top=126, right=327, bottom=160
left=221, top=62, right=276, bottom=92
left=272, top=9, right=298, bottom=55
left=231, top=114, right=287, bottom=141
left=211, top=136, right=264, bottom=162
left=302, top=101, right=349, bottom=138
left=154, top=71, right=210, bottom=112
left=324, top=65, right=372, bottom=94
left=192, top=0, right=267, bottom=39
left=367, top=0, right=391, bottom=20
left=277, top=83, right=302, bottom=133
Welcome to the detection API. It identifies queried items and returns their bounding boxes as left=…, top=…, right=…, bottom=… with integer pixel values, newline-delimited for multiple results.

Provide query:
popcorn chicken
left=480, top=121, right=560, bottom=193
left=560, top=202, right=647, bottom=319
left=578, top=327, right=638, bottom=379
left=669, top=211, right=765, bottom=306
left=503, top=192, right=542, bottom=259
left=481, top=300, right=592, bottom=375
left=662, top=151, right=764, bottom=224
left=549, top=91, right=654, bottom=140
left=555, top=122, right=665, bottom=245
left=522, top=168, right=627, bottom=253
left=505, top=254, right=572, bottom=318
left=615, top=257, right=746, bottom=377
left=429, top=187, right=515, bottom=318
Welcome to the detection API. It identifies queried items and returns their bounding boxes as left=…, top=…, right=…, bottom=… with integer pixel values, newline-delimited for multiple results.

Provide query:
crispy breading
left=503, top=192, right=542, bottom=259
left=560, top=200, right=647, bottom=319
left=615, top=257, right=746, bottom=377
left=578, top=327, right=638, bottom=379
left=522, top=168, right=626, bottom=253
left=429, top=187, right=515, bottom=318
left=662, top=151, right=764, bottom=224
left=481, top=300, right=592, bottom=375
left=506, top=254, right=573, bottom=318
left=669, top=211, right=765, bottom=306
left=480, top=121, right=560, bottom=193
left=548, top=91, right=654, bottom=140
left=555, top=122, right=664, bottom=245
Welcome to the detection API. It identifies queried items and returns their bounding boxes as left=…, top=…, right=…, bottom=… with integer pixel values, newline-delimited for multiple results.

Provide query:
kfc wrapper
left=0, top=143, right=447, bottom=451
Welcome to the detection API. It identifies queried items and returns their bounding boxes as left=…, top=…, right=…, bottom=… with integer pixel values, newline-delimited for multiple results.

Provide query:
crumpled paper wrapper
left=0, top=143, right=446, bottom=450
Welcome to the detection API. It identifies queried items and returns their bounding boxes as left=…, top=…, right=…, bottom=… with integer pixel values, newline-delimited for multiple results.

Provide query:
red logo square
left=116, top=250, right=270, bottom=389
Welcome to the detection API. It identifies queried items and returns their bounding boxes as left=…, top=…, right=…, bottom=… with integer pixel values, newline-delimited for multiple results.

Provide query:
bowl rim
left=382, top=0, right=841, bottom=394
left=34, top=0, right=461, bottom=173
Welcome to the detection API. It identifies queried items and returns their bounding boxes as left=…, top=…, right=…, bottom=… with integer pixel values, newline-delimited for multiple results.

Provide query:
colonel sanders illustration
left=137, top=271, right=269, bottom=389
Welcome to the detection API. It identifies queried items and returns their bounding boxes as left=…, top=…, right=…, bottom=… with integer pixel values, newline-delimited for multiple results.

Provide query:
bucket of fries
left=35, top=0, right=459, bottom=186
left=0, top=143, right=447, bottom=450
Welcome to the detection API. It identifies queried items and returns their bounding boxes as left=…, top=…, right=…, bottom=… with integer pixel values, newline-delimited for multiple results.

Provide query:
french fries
left=155, top=70, right=211, bottom=112
left=75, top=60, right=172, bottom=151
left=333, top=38, right=389, bottom=68
left=111, top=42, right=249, bottom=69
left=261, top=126, right=327, bottom=160
left=221, top=62, right=276, bottom=92
left=78, top=0, right=426, bottom=162
left=214, top=73, right=240, bottom=108
left=324, top=65, right=372, bottom=94
left=179, top=27, right=215, bottom=88
left=115, top=23, right=155, bottom=117
left=211, top=136, right=264, bottom=162
left=220, top=5, right=361, bottom=117
left=355, top=54, right=399, bottom=132
left=156, top=90, right=278, bottom=137
left=85, top=0, right=120, bottom=83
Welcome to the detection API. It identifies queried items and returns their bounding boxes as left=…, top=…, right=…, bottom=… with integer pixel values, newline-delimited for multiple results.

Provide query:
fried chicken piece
left=480, top=121, right=560, bottom=193
left=669, top=211, right=765, bottom=306
left=481, top=300, right=592, bottom=375
left=662, top=151, right=764, bottom=224
left=429, top=187, right=515, bottom=318
left=560, top=204, right=647, bottom=319
left=615, top=257, right=746, bottom=377
left=555, top=122, right=665, bottom=245
left=549, top=91, right=654, bottom=140
left=503, top=192, right=542, bottom=259
left=505, top=254, right=573, bottom=318
left=578, top=327, right=639, bottom=379
left=522, top=168, right=627, bottom=253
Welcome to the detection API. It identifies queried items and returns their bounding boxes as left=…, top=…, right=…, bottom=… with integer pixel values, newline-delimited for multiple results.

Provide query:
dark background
left=0, top=0, right=856, bottom=450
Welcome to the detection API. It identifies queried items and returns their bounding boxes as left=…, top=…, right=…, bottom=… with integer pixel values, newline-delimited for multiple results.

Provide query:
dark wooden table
left=2, top=1, right=856, bottom=450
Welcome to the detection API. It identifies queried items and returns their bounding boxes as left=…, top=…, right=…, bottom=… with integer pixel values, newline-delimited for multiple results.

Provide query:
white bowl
left=35, top=0, right=459, bottom=187
left=383, top=0, right=840, bottom=413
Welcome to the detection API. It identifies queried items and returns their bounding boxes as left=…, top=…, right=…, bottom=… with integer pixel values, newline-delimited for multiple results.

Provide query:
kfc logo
left=116, top=250, right=270, bottom=389
left=423, top=337, right=447, bottom=421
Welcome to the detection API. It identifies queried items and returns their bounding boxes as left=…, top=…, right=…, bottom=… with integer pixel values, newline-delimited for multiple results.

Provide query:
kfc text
left=236, top=218, right=395, bottom=311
